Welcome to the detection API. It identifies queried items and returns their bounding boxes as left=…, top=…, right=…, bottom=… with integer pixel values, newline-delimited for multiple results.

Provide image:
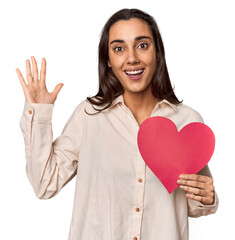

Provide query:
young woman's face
left=108, top=18, right=157, bottom=95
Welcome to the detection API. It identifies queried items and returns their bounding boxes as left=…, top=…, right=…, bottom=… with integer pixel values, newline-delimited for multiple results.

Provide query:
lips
left=124, top=68, right=145, bottom=80
left=125, top=69, right=144, bottom=75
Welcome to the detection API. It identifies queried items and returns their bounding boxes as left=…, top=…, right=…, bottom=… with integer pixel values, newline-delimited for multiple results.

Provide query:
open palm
left=16, top=56, right=63, bottom=104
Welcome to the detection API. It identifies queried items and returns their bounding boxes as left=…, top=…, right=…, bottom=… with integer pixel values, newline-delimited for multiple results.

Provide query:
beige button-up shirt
left=19, top=94, right=218, bottom=240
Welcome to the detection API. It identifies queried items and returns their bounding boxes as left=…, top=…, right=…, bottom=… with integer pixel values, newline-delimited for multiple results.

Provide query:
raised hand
left=16, top=56, right=64, bottom=104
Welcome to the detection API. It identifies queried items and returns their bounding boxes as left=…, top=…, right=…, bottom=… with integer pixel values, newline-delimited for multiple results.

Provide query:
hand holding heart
left=137, top=116, right=216, bottom=198
left=177, top=174, right=215, bottom=205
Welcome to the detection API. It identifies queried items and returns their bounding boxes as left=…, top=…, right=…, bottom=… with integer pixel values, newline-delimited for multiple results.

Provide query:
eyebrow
left=110, top=36, right=152, bottom=45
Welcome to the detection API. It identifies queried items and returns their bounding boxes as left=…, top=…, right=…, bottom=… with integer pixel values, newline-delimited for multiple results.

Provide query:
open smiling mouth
left=124, top=69, right=145, bottom=80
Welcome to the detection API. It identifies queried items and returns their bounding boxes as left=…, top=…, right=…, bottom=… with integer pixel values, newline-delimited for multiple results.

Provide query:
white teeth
left=125, top=69, right=144, bottom=75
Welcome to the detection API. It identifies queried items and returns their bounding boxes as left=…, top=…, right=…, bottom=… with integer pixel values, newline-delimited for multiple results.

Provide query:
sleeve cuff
left=23, top=101, right=54, bottom=122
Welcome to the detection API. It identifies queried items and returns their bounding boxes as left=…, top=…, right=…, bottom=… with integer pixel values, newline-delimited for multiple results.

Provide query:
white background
left=0, top=0, right=234, bottom=239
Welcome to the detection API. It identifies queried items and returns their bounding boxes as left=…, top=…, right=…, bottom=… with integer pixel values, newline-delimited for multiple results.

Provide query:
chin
left=127, top=82, right=152, bottom=93
left=124, top=86, right=152, bottom=95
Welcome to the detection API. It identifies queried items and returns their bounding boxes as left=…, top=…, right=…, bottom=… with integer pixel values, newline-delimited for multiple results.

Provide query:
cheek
left=109, top=50, right=126, bottom=67
left=109, top=56, right=124, bottom=70
left=145, top=54, right=157, bottom=74
left=144, top=52, right=157, bottom=65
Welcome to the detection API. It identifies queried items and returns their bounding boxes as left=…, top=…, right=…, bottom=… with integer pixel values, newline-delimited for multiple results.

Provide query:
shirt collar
left=110, top=94, right=124, bottom=106
left=110, top=94, right=178, bottom=112
left=154, top=99, right=178, bottom=112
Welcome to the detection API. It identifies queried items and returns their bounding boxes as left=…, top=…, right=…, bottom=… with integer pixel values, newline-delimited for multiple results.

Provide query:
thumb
left=53, top=83, right=64, bottom=97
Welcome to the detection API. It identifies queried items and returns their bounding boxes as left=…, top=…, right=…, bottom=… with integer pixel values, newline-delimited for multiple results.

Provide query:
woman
left=17, top=8, right=218, bottom=240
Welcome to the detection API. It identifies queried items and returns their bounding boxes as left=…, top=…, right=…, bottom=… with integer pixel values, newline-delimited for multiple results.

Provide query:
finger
left=40, top=58, right=46, bottom=84
left=52, top=83, right=64, bottom=97
left=185, top=193, right=213, bottom=205
left=31, top=56, right=39, bottom=81
left=26, top=59, right=33, bottom=84
left=16, top=68, right=28, bottom=89
left=177, top=179, right=215, bottom=192
left=177, top=179, right=206, bottom=190
left=178, top=178, right=215, bottom=192
left=179, top=174, right=213, bottom=183
left=179, top=185, right=208, bottom=197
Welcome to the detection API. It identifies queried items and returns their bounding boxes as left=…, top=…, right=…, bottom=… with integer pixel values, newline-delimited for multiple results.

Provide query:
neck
left=123, top=89, right=160, bottom=117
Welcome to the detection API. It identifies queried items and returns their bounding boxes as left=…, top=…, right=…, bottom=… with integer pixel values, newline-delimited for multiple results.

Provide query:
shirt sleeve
left=19, top=101, right=84, bottom=199
left=177, top=105, right=219, bottom=217
left=187, top=164, right=219, bottom=217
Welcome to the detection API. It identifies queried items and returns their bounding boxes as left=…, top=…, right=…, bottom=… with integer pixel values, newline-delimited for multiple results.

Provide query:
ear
left=108, top=60, right=112, bottom=68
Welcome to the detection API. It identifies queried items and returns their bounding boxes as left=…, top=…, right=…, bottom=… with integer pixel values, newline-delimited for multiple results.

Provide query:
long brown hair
left=86, top=8, right=182, bottom=113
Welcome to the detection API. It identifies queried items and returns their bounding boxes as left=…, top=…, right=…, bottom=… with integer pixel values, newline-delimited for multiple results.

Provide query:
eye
left=113, top=46, right=124, bottom=52
left=138, top=43, right=148, bottom=49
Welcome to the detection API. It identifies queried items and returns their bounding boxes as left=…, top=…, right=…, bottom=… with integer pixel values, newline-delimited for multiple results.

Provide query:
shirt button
left=133, top=237, right=138, bottom=240
left=135, top=208, right=140, bottom=212
left=138, top=178, right=143, bottom=183
left=29, top=110, right=32, bottom=114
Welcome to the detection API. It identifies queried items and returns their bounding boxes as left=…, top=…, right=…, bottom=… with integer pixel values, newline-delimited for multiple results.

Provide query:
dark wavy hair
left=86, top=8, right=182, bottom=113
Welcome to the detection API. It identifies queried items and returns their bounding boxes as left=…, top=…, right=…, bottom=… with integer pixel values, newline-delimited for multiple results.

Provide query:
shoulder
left=73, top=98, right=103, bottom=117
left=69, top=100, right=87, bottom=121
left=172, top=102, right=204, bottom=125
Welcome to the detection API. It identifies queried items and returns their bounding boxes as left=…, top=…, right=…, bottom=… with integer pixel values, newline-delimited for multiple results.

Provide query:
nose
left=126, top=49, right=140, bottom=65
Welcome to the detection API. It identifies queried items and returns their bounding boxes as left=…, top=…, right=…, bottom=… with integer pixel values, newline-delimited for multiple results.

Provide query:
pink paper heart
left=137, top=116, right=215, bottom=193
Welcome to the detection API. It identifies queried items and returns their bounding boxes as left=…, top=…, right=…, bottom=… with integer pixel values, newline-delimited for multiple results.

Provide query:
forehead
left=108, top=18, right=153, bottom=41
